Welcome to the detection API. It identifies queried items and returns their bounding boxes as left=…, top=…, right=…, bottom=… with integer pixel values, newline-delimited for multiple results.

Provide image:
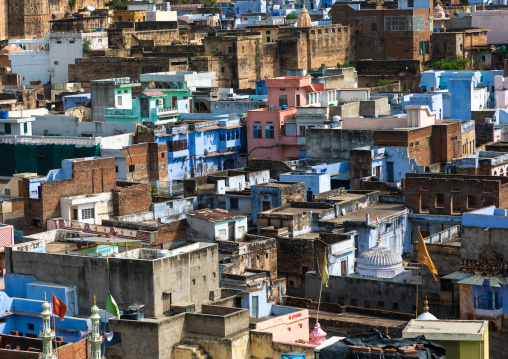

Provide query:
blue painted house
left=1, top=274, right=91, bottom=343
left=154, top=117, right=242, bottom=181
left=401, top=93, right=444, bottom=119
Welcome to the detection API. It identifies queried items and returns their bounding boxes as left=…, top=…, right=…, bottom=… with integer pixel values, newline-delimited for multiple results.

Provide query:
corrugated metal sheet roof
left=442, top=271, right=472, bottom=280
left=142, top=90, right=165, bottom=97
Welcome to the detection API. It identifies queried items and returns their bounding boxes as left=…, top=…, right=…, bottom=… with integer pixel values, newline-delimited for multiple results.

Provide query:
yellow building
left=113, top=10, right=146, bottom=23
left=402, top=319, right=489, bottom=359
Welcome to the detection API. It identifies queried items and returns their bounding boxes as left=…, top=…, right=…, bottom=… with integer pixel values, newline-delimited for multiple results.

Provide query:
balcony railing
left=474, top=296, right=502, bottom=310
left=473, top=296, right=503, bottom=318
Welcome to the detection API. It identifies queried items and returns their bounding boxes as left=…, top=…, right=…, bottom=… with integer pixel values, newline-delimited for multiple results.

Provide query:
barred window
left=384, top=15, right=424, bottom=31
left=167, top=139, right=188, bottom=152
left=81, top=208, right=95, bottom=220
left=285, top=123, right=297, bottom=136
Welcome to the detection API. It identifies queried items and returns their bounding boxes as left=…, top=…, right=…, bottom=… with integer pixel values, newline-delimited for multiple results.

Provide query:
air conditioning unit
left=157, top=99, right=164, bottom=105
left=268, top=105, right=274, bottom=111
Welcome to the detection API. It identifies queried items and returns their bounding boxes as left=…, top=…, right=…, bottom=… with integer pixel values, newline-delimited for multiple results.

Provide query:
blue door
left=252, top=296, right=259, bottom=318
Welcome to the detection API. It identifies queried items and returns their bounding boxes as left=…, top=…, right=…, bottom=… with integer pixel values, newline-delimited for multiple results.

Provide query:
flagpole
left=416, top=263, right=419, bottom=318
left=317, top=272, right=324, bottom=322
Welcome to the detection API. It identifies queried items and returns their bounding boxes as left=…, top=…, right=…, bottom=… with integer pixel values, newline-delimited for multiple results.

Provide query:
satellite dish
left=87, top=5, right=96, bottom=11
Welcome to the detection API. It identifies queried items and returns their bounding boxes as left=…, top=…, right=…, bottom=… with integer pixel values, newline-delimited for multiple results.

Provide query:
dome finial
left=94, top=295, right=96, bottom=307
left=44, top=292, right=46, bottom=302
left=423, top=296, right=429, bottom=312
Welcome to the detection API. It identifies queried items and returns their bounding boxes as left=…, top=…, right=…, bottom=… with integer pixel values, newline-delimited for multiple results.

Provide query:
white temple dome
left=356, top=241, right=405, bottom=278
left=357, top=242, right=403, bottom=266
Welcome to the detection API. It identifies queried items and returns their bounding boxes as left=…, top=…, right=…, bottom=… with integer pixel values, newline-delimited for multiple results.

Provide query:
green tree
left=69, top=0, right=77, bottom=8
left=286, top=12, right=299, bottom=19
left=107, top=0, right=128, bottom=10
left=432, top=57, right=471, bottom=71
left=82, top=38, right=92, bottom=52
left=204, top=0, right=217, bottom=7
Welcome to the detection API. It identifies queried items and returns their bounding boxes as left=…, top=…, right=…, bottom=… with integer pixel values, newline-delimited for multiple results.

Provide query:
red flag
left=52, top=294, right=67, bottom=321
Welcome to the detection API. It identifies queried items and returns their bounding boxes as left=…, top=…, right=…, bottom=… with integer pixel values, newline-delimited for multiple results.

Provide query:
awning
left=456, top=274, right=507, bottom=288
left=442, top=271, right=473, bottom=280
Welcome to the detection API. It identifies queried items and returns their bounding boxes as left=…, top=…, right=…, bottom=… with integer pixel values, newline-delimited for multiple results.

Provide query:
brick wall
left=112, top=181, right=152, bottom=217
left=404, top=173, right=508, bottom=215
left=471, top=110, right=496, bottom=146
left=332, top=5, right=432, bottom=62
left=156, top=219, right=188, bottom=245
left=69, top=57, right=176, bottom=91
left=349, top=149, right=373, bottom=189
left=280, top=183, right=306, bottom=205
left=23, top=157, right=117, bottom=233
left=124, top=143, right=168, bottom=185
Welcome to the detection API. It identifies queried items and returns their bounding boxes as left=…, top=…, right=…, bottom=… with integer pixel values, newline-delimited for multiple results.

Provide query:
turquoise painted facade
left=104, top=85, right=192, bottom=123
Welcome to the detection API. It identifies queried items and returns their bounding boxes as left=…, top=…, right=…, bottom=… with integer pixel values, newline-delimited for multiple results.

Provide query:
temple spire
left=39, top=292, right=57, bottom=359
left=88, top=295, right=104, bottom=359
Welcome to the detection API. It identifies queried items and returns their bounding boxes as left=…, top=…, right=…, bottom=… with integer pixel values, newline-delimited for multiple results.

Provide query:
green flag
left=106, top=291, right=120, bottom=319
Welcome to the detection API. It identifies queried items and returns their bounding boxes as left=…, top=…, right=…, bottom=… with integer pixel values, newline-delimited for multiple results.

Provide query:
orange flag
left=417, top=230, right=438, bottom=282
left=52, top=293, right=67, bottom=321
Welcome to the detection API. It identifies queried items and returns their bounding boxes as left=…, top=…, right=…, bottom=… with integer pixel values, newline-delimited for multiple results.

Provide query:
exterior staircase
left=173, top=344, right=211, bottom=359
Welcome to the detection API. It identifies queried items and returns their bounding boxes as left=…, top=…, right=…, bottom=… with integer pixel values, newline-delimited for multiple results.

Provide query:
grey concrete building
left=5, top=230, right=219, bottom=317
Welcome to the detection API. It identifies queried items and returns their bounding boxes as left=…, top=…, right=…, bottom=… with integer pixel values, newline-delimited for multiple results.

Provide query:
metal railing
left=474, top=296, right=502, bottom=310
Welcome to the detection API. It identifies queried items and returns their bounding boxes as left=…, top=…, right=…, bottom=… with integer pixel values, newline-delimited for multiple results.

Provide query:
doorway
left=262, top=201, right=271, bottom=211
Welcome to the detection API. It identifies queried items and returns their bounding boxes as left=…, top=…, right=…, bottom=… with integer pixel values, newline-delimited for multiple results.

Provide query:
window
left=161, top=152, right=165, bottom=158
left=192, top=279, right=196, bottom=285
left=407, top=0, right=414, bottom=6
left=124, top=90, right=128, bottom=94
left=371, top=23, right=377, bottom=31
left=24, top=123, right=28, bottom=134
left=4, top=123, right=11, bottom=134
left=441, top=278, right=453, bottom=292
left=288, top=280, right=295, bottom=287
left=203, top=275, right=206, bottom=281
left=115, top=166, right=118, bottom=173
left=285, top=123, right=296, bottom=136
left=393, top=303, right=399, bottom=310
left=424, top=41, right=430, bottom=54
left=117, top=90, right=121, bottom=94
left=253, top=125, right=262, bottom=138
left=167, top=139, right=188, bottom=152
left=351, top=298, right=357, bottom=306
left=129, top=165, right=135, bottom=172
left=279, top=95, right=288, bottom=107
left=485, top=196, right=494, bottom=206
left=81, top=208, right=95, bottom=220
left=27, top=323, right=34, bottom=331
left=230, top=197, right=239, bottom=209
left=265, top=126, right=274, bottom=139
left=117, top=96, right=122, bottom=106
left=378, top=301, right=384, bottom=308
left=385, top=15, right=424, bottom=32
left=32, top=219, right=41, bottom=227
left=364, top=300, right=371, bottom=308
left=467, top=195, right=476, bottom=209
left=4, top=189, right=10, bottom=196
left=299, top=126, right=306, bottom=136
left=435, top=193, right=444, bottom=207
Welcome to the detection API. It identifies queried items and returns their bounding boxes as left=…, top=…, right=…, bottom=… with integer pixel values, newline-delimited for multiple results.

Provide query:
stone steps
left=173, top=343, right=210, bottom=359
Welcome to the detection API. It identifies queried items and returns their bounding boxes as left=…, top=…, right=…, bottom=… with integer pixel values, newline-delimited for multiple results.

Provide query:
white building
left=0, top=117, right=34, bottom=136
left=9, top=32, right=108, bottom=86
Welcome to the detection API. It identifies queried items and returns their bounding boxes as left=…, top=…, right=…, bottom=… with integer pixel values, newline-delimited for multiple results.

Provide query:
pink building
left=247, top=76, right=326, bottom=161
left=251, top=309, right=310, bottom=342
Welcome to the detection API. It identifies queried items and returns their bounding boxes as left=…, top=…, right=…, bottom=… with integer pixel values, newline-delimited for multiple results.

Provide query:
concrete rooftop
left=327, top=203, right=407, bottom=225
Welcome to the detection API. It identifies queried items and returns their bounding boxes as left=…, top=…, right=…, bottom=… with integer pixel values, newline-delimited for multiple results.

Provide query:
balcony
left=473, top=296, right=503, bottom=319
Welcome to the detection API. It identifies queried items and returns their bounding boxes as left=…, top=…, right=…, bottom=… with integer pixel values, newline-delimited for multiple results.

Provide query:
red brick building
left=331, top=5, right=432, bottom=62
left=404, top=173, right=508, bottom=215
left=374, top=120, right=462, bottom=167
left=23, top=157, right=151, bottom=234
left=122, top=142, right=168, bottom=187
left=0, top=334, right=89, bottom=359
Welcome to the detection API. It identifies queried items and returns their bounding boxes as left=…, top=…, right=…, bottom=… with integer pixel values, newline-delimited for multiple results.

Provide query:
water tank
left=281, top=105, right=288, bottom=110
left=281, top=354, right=306, bottom=359
left=501, top=46, right=507, bottom=52
left=433, top=28, right=440, bottom=33
left=0, top=110, right=8, bottom=119
left=272, top=10, right=281, bottom=16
